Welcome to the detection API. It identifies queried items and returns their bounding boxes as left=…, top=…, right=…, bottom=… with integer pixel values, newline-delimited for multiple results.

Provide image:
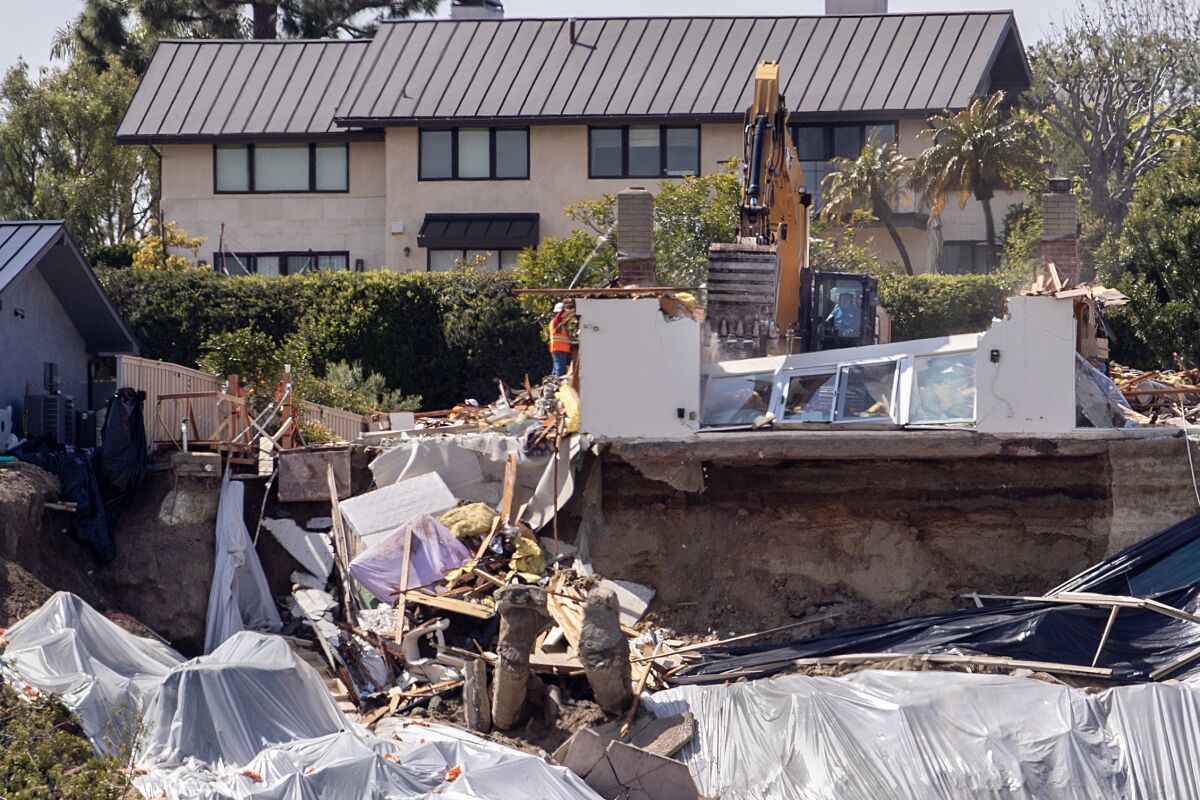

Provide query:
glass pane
left=819, top=278, right=867, bottom=341
left=255, top=144, right=309, bottom=191
left=465, top=249, right=500, bottom=269
left=215, top=145, right=250, bottom=191
left=255, top=255, right=282, bottom=277
left=865, top=123, right=897, bottom=146
left=796, top=127, right=828, bottom=161
left=458, top=129, right=490, bottom=178
left=832, top=126, right=861, bottom=159
left=428, top=249, right=462, bottom=271
left=702, top=373, right=775, bottom=427
left=628, top=126, right=660, bottom=176
left=590, top=128, right=623, bottom=177
left=420, top=130, right=453, bottom=179
left=910, top=352, right=976, bottom=424
left=317, top=253, right=348, bottom=271
left=802, top=160, right=838, bottom=205
left=494, top=129, right=528, bottom=178
left=782, top=372, right=838, bottom=422
left=499, top=249, right=521, bottom=271
left=836, top=362, right=898, bottom=422
left=665, top=127, right=699, bottom=176
left=314, top=144, right=347, bottom=191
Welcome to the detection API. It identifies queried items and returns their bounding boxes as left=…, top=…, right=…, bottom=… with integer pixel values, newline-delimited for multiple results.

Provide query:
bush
left=99, top=269, right=548, bottom=409
left=879, top=273, right=1010, bottom=341
left=85, top=242, right=137, bottom=269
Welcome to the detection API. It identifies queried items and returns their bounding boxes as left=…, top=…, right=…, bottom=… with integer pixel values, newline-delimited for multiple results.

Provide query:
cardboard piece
left=338, top=473, right=457, bottom=547
left=278, top=448, right=351, bottom=503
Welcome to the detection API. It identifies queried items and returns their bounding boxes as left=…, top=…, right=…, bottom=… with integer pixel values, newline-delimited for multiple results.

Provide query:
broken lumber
left=403, top=590, right=495, bottom=620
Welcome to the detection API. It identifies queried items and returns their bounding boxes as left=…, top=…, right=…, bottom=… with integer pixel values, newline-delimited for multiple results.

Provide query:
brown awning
left=417, top=214, right=540, bottom=250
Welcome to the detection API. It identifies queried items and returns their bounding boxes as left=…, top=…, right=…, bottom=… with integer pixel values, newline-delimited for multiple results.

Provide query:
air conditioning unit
left=26, top=393, right=75, bottom=446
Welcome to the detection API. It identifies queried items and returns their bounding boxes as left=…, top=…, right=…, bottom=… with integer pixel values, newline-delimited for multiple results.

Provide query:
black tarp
left=678, top=514, right=1200, bottom=684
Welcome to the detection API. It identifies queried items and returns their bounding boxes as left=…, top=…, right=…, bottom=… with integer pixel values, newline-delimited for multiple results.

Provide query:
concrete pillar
left=578, top=586, right=633, bottom=716
left=1041, top=178, right=1080, bottom=284
left=491, top=584, right=550, bottom=730
left=463, top=659, right=492, bottom=733
left=616, top=187, right=656, bottom=286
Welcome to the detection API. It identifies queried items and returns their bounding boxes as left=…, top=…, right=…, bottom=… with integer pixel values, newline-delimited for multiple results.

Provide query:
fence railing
left=116, top=355, right=368, bottom=450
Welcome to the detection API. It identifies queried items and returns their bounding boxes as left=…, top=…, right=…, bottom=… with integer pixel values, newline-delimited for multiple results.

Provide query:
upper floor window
left=791, top=122, right=897, bottom=203
left=589, top=126, right=700, bottom=179
left=419, top=128, right=529, bottom=180
left=214, top=143, right=348, bottom=193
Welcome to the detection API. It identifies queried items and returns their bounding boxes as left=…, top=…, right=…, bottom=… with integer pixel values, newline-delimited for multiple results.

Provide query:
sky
left=2, top=0, right=1085, bottom=76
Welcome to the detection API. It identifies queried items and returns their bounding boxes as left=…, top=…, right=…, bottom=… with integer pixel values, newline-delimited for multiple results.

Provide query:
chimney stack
left=450, top=0, right=503, bottom=20
left=616, top=187, right=656, bottom=286
left=1041, top=178, right=1080, bottom=284
left=825, top=0, right=887, bottom=13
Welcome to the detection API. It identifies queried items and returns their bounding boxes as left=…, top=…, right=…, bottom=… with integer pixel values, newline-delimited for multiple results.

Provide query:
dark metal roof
left=0, top=221, right=138, bottom=354
left=117, top=39, right=372, bottom=143
left=417, top=213, right=539, bottom=249
left=336, top=13, right=1030, bottom=125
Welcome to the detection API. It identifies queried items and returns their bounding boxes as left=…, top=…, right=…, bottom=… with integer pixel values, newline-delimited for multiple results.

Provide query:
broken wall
left=582, top=430, right=1200, bottom=636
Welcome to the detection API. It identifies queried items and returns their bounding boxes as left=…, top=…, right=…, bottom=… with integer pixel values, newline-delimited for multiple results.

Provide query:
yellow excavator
left=707, top=61, right=887, bottom=358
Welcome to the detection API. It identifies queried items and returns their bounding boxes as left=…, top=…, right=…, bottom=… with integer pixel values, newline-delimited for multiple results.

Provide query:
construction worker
left=548, top=301, right=574, bottom=377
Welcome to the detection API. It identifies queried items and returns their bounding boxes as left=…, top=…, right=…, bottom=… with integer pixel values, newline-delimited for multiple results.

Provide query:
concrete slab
left=261, top=517, right=334, bottom=580
left=277, top=448, right=350, bottom=503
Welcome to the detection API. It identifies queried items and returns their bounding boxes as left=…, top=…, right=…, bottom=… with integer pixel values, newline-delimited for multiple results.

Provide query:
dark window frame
left=425, top=248, right=523, bottom=272
left=213, top=142, right=350, bottom=194
left=418, top=127, right=531, bottom=181
left=587, top=125, right=702, bottom=179
left=789, top=121, right=901, bottom=161
left=940, top=241, right=1000, bottom=275
left=212, top=250, right=351, bottom=276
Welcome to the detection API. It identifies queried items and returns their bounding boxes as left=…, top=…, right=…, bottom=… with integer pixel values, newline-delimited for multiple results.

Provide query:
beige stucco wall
left=160, top=141, right=388, bottom=270
left=383, top=123, right=744, bottom=271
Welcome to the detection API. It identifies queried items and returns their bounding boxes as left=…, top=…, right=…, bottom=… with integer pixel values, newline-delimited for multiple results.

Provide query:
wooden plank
left=395, top=523, right=414, bottom=645
left=499, top=451, right=518, bottom=526
left=631, top=614, right=840, bottom=663
left=512, top=287, right=700, bottom=297
left=786, top=652, right=1113, bottom=678
left=403, top=590, right=495, bottom=619
left=328, top=465, right=360, bottom=627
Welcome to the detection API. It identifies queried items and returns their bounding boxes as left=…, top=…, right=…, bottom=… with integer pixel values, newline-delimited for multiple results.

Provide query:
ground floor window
left=213, top=251, right=350, bottom=276
left=427, top=249, right=522, bottom=272
left=941, top=242, right=1000, bottom=275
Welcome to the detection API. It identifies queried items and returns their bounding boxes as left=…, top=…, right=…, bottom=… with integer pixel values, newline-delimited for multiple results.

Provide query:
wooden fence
left=116, top=355, right=367, bottom=450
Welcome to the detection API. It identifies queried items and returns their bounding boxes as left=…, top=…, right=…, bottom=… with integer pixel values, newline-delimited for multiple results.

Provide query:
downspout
left=150, top=144, right=165, bottom=261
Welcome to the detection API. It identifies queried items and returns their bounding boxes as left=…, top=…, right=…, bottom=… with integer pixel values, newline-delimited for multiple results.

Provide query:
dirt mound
left=0, top=558, right=55, bottom=628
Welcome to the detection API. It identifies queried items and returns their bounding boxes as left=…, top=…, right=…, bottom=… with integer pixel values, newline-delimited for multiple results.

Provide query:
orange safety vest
left=549, top=317, right=572, bottom=353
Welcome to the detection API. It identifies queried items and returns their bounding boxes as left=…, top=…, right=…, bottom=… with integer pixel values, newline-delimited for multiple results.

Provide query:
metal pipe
left=747, top=114, right=768, bottom=204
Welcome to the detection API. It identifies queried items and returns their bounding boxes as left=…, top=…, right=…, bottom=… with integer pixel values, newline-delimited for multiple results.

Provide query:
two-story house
left=117, top=3, right=1031, bottom=276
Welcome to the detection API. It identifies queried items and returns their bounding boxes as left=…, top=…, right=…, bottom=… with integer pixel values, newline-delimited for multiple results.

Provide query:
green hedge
left=98, top=270, right=548, bottom=409
left=879, top=273, right=1010, bottom=342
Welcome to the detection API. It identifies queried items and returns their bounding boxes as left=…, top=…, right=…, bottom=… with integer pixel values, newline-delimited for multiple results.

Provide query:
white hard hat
left=553, top=302, right=565, bottom=312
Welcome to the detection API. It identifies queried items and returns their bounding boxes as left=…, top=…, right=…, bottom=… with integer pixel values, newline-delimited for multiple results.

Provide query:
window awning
left=417, top=213, right=540, bottom=250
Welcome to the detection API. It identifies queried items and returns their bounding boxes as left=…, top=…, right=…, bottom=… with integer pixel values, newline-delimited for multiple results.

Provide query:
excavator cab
left=799, top=271, right=881, bottom=353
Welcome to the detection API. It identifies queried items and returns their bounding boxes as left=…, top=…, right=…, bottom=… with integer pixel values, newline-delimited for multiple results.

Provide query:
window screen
left=910, top=352, right=976, bottom=424
left=628, top=126, right=660, bottom=176
left=835, top=362, right=898, bottom=422
left=494, top=130, right=528, bottom=179
left=782, top=372, right=838, bottom=422
left=702, top=373, right=775, bottom=427
left=590, top=128, right=623, bottom=177
left=665, top=127, right=699, bottom=176
left=314, top=144, right=348, bottom=191
left=458, top=129, right=491, bottom=179
left=420, top=130, right=454, bottom=179
left=215, top=145, right=250, bottom=192
left=254, top=144, right=309, bottom=191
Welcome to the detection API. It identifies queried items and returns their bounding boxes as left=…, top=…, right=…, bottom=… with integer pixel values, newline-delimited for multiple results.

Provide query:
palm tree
left=822, top=138, right=916, bottom=275
left=912, top=92, right=1044, bottom=269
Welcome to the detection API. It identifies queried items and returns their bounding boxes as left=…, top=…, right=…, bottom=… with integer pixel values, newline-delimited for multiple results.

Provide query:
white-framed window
left=418, top=128, right=530, bottom=180
left=214, top=143, right=348, bottom=193
left=701, top=372, right=775, bottom=427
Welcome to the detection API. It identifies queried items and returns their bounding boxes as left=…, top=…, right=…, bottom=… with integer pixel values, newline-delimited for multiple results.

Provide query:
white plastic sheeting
left=644, top=670, right=1200, bottom=800
left=0, top=591, right=184, bottom=755
left=349, top=513, right=473, bottom=604
left=204, top=471, right=283, bottom=653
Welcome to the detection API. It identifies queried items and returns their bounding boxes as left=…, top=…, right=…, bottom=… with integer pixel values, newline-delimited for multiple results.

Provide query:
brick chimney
left=615, top=187, right=656, bottom=286
left=450, top=0, right=503, bottom=20
left=1041, top=178, right=1080, bottom=284
left=825, top=0, right=887, bottom=13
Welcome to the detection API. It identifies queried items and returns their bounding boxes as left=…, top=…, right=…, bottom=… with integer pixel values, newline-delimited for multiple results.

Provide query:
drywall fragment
left=262, top=517, right=334, bottom=580
left=600, top=578, right=655, bottom=627
left=338, top=473, right=457, bottom=547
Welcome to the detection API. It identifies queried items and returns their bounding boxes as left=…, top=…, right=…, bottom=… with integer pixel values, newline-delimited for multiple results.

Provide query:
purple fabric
left=348, top=513, right=472, bottom=603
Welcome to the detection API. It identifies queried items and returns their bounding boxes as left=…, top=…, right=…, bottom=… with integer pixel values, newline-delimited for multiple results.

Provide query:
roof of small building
left=117, top=39, right=371, bottom=143
left=119, top=12, right=1030, bottom=141
left=0, top=221, right=137, bottom=354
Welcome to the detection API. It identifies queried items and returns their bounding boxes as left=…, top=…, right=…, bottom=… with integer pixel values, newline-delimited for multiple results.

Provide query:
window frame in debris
left=213, top=142, right=349, bottom=194
left=586, top=125, right=701, bottom=179
left=699, top=371, right=775, bottom=428
left=776, top=367, right=840, bottom=424
left=833, top=356, right=904, bottom=424
left=425, top=248, right=523, bottom=272
left=417, top=127, right=531, bottom=181
left=906, top=351, right=978, bottom=425
left=211, top=251, right=351, bottom=276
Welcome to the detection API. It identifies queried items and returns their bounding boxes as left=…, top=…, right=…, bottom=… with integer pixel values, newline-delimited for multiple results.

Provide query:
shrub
left=879, top=273, right=1010, bottom=341
left=85, top=242, right=137, bottom=269
left=98, top=268, right=547, bottom=409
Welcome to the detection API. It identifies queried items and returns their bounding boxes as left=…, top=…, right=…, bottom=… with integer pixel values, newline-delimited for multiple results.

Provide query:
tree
left=0, top=57, right=155, bottom=251
left=55, top=0, right=442, bottom=72
left=131, top=221, right=206, bottom=270
left=821, top=138, right=916, bottom=275
left=911, top=92, right=1044, bottom=270
left=1028, top=0, right=1200, bottom=238
left=1114, top=141, right=1200, bottom=367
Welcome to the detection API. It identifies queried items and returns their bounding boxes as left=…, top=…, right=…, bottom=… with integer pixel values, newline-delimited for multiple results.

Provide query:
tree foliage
left=131, top=221, right=206, bottom=270
left=1028, top=0, right=1200, bottom=239
left=0, top=56, right=154, bottom=251
left=1115, top=141, right=1200, bottom=367
left=821, top=139, right=916, bottom=275
left=911, top=92, right=1044, bottom=262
